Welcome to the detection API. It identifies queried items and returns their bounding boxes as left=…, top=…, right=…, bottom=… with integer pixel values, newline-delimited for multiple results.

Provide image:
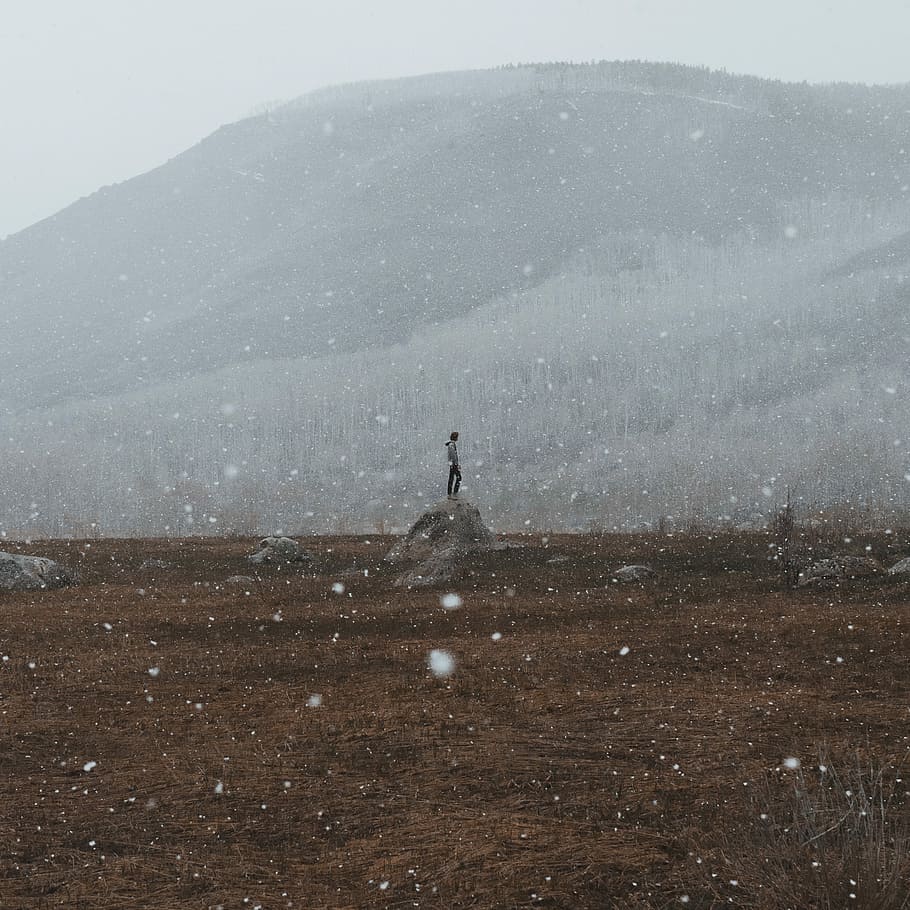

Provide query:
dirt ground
left=1, top=529, right=909, bottom=909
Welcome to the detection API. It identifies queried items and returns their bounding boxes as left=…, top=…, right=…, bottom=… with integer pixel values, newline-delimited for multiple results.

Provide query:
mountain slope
left=2, top=62, right=910, bottom=534
left=3, top=62, right=909, bottom=406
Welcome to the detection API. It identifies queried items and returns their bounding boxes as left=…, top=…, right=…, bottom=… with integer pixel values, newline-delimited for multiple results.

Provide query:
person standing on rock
left=446, top=431, right=462, bottom=498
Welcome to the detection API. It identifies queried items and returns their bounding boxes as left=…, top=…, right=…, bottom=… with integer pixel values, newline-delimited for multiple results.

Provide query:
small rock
left=888, top=557, right=910, bottom=576
left=611, top=564, right=656, bottom=583
left=140, top=558, right=173, bottom=571
left=249, top=537, right=313, bottom=565
left=226, top=575, right=256, bottom=585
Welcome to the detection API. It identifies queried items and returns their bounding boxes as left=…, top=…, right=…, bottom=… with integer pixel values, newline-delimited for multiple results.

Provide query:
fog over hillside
left=2, top=61, right=910, bottom=536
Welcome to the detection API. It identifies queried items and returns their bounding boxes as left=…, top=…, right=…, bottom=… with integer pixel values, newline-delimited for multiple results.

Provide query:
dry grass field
left=2, top=529, right=910, bottom=909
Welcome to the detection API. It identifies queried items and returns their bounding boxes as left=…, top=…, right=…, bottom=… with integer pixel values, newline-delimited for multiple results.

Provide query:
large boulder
left=0, top=551, right=75, bottom=591
left=385, top=499, right=498, bottom=587
left=249, top=536, right=313, bottom=566
left=797, top=555, right=884, bottom=587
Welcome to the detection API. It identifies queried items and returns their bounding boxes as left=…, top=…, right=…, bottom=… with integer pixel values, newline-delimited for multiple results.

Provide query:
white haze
left=2, top=62, right=910, bottom=537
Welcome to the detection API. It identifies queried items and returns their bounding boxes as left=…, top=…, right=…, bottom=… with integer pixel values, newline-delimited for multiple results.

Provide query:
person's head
left=450, top=431, right=459, bottom=441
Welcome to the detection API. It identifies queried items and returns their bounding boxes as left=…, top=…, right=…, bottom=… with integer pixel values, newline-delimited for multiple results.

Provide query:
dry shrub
left=691, top=751, right=910, bottom=909
left=771, top=492, right=798, bottom=587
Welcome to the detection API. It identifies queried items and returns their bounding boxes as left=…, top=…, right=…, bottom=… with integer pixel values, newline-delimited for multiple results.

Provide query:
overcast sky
left=3, top=0, right=910, bottom=238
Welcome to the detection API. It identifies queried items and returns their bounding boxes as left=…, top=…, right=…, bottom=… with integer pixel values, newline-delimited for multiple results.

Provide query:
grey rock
left=140, top=558, right=173, bottom=570
left=0, top=551, right=75, bottom=591
left=387, top=499, right=498, bottom=588
left=611, top=564, right=656, bottom=583
left=888, top=557, right=910, bottom=576
left=797, top=555, right=884, bottom=587
left=226, top=574, right=256, bottom=585
left=249, top=536, right=313, bottom=565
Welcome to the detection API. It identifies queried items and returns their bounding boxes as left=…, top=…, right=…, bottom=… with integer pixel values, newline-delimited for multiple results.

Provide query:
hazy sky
left=3, top=0, right=910, bottom=238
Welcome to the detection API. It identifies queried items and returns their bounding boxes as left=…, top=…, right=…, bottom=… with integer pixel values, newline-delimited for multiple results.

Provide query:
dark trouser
left=447, top=465, right=462, bottom=495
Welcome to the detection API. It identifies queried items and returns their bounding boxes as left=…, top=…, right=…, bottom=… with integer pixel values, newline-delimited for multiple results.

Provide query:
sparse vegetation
left=2, top=529, right=909, bottom=907
left=772, top=489, right=799, bottom=586
left=696, top=752, right=910, bottom=909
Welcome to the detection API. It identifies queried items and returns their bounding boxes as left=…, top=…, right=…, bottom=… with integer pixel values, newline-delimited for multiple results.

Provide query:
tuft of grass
left=692, top=751, right=910, bottom=909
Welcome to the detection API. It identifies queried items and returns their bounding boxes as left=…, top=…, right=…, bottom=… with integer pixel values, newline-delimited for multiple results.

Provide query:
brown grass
left=1, top=530, right=909, bottom=908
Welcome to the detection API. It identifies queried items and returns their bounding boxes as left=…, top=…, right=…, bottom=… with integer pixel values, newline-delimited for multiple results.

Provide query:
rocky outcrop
left=249, top=537, right=313, bottom=566
left=0, top=552, right=75, bottom=591
left=888, top=557, right=910, bottom=577
left=385, top=499, right=498, bottom=587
